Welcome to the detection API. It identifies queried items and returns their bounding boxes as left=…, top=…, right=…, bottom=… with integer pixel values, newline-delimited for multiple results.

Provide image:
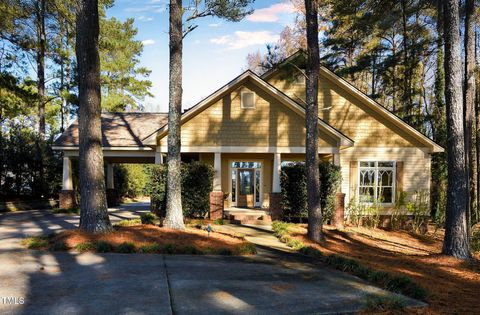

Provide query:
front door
left=230, top=162, right=262, bottom=208
left=237, top=169, right=254, bottom=208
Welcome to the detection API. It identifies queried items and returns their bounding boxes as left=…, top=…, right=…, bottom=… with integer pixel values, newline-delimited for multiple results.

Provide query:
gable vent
left=241, top=91, right=255, bottom=109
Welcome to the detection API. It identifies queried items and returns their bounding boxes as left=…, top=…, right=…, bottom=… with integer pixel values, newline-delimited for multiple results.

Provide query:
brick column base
left=107, top=189, right=120, bottom=207
left=269, top=193, right=282, bottom=221
left=332, top=192, right=346, bottom=229
left=210, top=191, right=224, bottom=220
left=59, top=190, right=76, bottom=210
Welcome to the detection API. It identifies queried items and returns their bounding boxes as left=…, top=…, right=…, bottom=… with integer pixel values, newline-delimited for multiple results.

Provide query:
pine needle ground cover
left=272, top=223, right=480, bottom=314
left=23, top=224, right=256, bottom=256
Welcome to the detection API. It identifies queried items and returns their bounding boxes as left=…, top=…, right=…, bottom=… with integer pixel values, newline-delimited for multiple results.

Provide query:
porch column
left=213, top=152, right=222, bottom=191
left=106, top=163, right=114, bottom=189
left=106, top=163, right=119, bottom=207
left=62, top=157, right=73, bottom=190
left=210, top=152, right=223, bottom=220
left=59, top=157, right=76, bottom=209
left=333, top=152, right=340, bottom=166
left=270, top=153, right=282, bottom=220
left=155, top=147, right=163, bottom=164
left=272, top=153, right=281, bottom=193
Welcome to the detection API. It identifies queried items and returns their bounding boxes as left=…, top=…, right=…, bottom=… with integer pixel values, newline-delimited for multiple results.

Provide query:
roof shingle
left=53, top=112, right=168, bottom=147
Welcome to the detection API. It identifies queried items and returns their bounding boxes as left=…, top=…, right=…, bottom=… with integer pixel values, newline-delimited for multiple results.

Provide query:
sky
left=106, top=0, right=298, bottom=112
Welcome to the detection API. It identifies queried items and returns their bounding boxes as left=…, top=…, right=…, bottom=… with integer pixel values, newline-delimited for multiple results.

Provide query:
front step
left=225, top=211, right=272, bottom=226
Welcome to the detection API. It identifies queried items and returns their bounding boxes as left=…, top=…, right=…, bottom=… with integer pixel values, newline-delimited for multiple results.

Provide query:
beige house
left=53, top=52, right=443, bottom=218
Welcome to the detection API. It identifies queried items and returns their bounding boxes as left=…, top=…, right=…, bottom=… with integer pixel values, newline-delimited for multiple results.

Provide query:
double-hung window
left=358, top=161, right=395, bottom=204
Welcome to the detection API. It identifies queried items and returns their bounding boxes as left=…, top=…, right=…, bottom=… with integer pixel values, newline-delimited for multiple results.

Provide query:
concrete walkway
left=0, top=204, right=426, bottom=314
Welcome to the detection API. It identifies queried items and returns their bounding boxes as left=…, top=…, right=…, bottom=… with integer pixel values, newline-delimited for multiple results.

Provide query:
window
left=241, top=91, right=255, bottom=108
left=358, top=161, right=395, bottom=204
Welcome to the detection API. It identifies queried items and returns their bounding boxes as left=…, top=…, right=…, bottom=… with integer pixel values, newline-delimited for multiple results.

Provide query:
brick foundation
left=209, top=191, right=224, bottom=220
left=59, top=190, right=76, bottom=209
left=332, top=192, right=345, bottom=229
left=106, top=189, right=120, bottom=207
left=269, top=193, right=282, bottom=221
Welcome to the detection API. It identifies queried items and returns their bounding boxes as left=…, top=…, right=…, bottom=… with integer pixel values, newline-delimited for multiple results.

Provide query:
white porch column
left=213, top=152, right=222, bottom=191
left=107, top=163, right=114, bottom=189
left=155, top=147, right=163, bottom=164
left=333, top=152, right=340, bottom=166
left=62, top=157, right=73, bottom=190
left=272, top=153, right=281, bottom=193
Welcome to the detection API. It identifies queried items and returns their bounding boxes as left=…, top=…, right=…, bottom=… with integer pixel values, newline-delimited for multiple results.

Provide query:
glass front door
left=230, top=162, right=262, bottom=208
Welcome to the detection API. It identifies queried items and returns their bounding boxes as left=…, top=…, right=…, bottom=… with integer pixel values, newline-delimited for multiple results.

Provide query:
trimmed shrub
left=75, top=242, right=95, bottom=252
left=116, top=242, right=136, bottom=253
left=50, top=241, right=67, bottom=251
left=238, top=243, right=257, bottom=255
left=21, top=236, right=49, bottom=249
left=140, top=212, right=157, bottom=225
left=148, top=162, right=214, bottom=218
left=96, top=241, right=114, bottom=253
left=139, top=243, right=161, bottom=253
left=114, top=218, right=142, bottom=227
left=280, top=162, right=341, bottom=222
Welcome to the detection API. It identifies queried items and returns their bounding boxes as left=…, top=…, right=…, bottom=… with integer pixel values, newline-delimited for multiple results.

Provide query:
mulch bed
left=288, top=225, right=480, bottom=315
left=48, top=225, right=255, bottom=255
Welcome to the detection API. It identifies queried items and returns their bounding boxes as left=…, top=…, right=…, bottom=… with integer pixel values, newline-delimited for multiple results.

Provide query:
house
left=53, top=51, right=443, bottom=219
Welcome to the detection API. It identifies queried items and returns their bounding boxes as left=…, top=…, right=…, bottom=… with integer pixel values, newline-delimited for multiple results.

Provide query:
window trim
left=357, top=160, right=396, bottom=205
left=240, top=91, right=256, bottom=109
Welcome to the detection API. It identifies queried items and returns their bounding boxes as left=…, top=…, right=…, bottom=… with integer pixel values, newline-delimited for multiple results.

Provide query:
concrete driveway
left=0, top=203, right=425, bottom=314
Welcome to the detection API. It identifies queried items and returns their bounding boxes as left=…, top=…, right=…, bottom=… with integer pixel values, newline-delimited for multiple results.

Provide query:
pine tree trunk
left=304, top=0, right=323, bottom=242
left=442, top=0, right=470, bottom=259
left=76, top=0, right=112, bottom=233
left=165, top=0, right=185, bottom=230
left=36, top=0, right=46, bottom=137
left=465, top=0, right=476, bottom=229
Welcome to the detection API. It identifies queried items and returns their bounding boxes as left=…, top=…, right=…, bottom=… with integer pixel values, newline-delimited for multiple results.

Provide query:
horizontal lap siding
left=159, top=80, right=337, bottom=148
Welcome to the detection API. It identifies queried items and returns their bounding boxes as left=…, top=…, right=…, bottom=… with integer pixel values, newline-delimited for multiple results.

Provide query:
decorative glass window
left=231, top=161, right=262, bottom=169
left=358, top=161, right=395, bottom=204
left=241, top=91, right=255, bottom=108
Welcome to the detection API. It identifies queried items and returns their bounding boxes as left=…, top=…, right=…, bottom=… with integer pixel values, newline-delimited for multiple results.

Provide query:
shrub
left=183, top=245, right=202, bottom=255
left=114, top=218, right=141, bottom=227
left=114, top=164, right=150, bottom=199
left=140, top=212, right=157, bottom=225
left=139, top=243, right=161, bottom=253
left=148, top=162, right=214, bottom=218
left=298, top=246, right=322, bottom=258
left=216, top=248, right=233, bottom=255
left=116, top=242, right=136, bottom=253
left=271, top=221, right=291, bottom=237
left=75, top=242, right=95, bottom=252
left=96, top=241, right=114, bottom=253
left=163, top=243, right=176, bottom=254
left=280, top=162, right=341, bottom=222
left=238, top=243, right=257, bottom=255
left=22, top=236, right=49, bottom=249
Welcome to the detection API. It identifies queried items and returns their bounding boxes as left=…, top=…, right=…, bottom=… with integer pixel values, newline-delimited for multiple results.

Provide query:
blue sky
left=106, top=0, right=298, bottom=112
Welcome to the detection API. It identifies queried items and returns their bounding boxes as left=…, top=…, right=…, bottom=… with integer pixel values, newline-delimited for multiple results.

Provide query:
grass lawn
left=23, top=223, right=256, bottom=256
left=278, top=223, right=479, bottom=314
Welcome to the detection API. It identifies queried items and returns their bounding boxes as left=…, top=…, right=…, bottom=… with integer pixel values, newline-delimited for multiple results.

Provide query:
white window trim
left=240, top=91, right=256, bottom=109
left=357, top=160, right=396, bottom=205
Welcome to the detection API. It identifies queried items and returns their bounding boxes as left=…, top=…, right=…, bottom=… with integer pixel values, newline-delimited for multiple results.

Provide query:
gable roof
left=142, top=70, right=354, bottom=147
left=53, top=112, right=168, bottom=148
left=261, top=50, right=444, bottom=153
